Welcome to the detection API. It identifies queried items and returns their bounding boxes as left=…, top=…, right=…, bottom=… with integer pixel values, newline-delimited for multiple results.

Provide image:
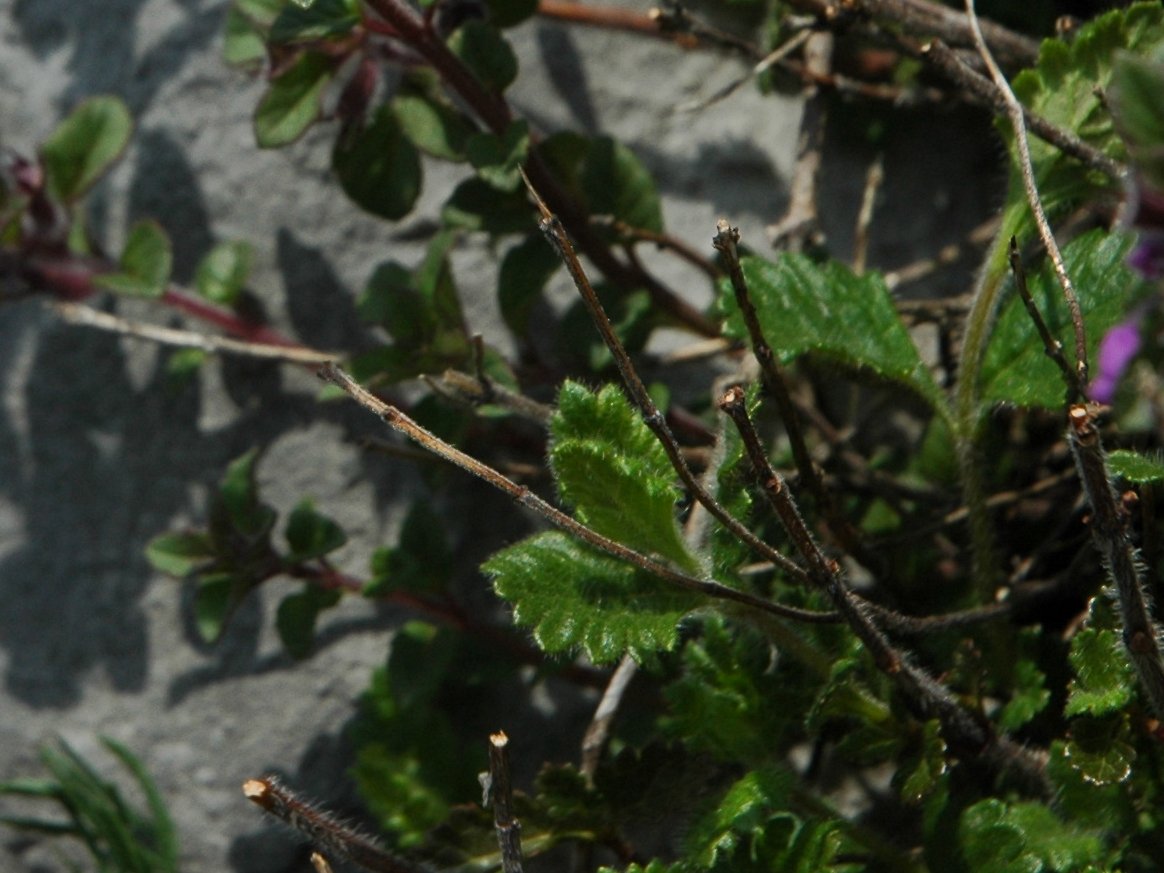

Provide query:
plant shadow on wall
left=6, top=1, right=1164, bottom=873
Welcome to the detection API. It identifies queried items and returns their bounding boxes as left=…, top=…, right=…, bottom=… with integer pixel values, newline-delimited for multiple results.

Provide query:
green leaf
left=1064, top=714, right=1136, bottom=786
left=550, top=382, right=699, bottom=572
left=498, top=233, right=560, bottom=336
left=366, top=501, right=452, bottom=596
left=484, top=531, right=700, bottom=663
left=998, top=659, right=1051, bottom=731
left=100, top=737, right=179, bottom=873
left=223, top=5, right=267, bottom=68
left=193, top=572, right=239, bottom=643
left=194, top=240, right=252, bottom=305
left=254, top=51, right=333, bottom=147
left=1112, top=51, right=1164, bottom=190
left=897, top=720, right=947, bottom=805
left=466, top=120, right=529, bottom=191
left=1047, top=739, right=1136, bottom=830
left=1065, top=627, right=1134, bottom=717
left=333, top=104, right=422, bottom=220
left=447, top=21, right=518, bottom=93
left=233, top=0, right=284, bottom=27
left=718, top=254, right=946, bottom=413
left=276, top=584, right=342, bottom=658
left=1107, top=448, right=1164, bottom=483
left=392, top=92, right=475, bottom=161
left=482, top=0, right=538, bottom=28
left=958, top=799, right=1105, bottom=873
left=685, top=766, right=798, bottom=869
left=93, top=219, right=172, bottom=298
left=269, top=0, right=358, bottom=43
left=1004, top=3, right=1164, bottom=239
left=284, top=500, right=347, bottom=561
left=216, top=449, right=276, bottom=539
left=442, top=177, right=533, bottom=234
left=581, top=137, right=664, bottom=233
left=145, top=531, right=215, bottom=577
left=979, top=230, right=1151, bottom=410
left=41, top=96, right=132, bottom=203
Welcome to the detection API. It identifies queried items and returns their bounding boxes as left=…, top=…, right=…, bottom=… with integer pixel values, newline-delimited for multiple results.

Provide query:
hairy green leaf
left=1004, top=3, right=1164, bottom=238
left=42, top=96, right=132, bottom=203
left=484, top=532, right=699, bottom=663
left=269, top=0, right=358, bottom=43
left=550, top=381, right=698, bottom=572
left=447, top=21, right=518, bottom=93
left=276, top=583, right=342, bottom=658
left=959, top=799, right=1105, bottom=873
left=979, top=230, right=1151, bottom=410
left=195, top=240, right=252, bottom=305
left=392, top=92, right=475, bottom=161
left=94, top=219, right=172, bottom=298
left=1064, top=714, right=1136, bottom=787
left=145, top=532, right=215, bottom=577
left=254, top=51, right=333, bottom=147
left=334, top=104, right=423, bottom=220
left=684, top=766, right=798, bottom=869
left=1066, top=627, right=1134, bottom=717
left=1047, top=739, right=1136, bottom=830
left=284, top=500, right=346, bottom=561
left=1107, top=448, right=1164, bottom=483
left=998, top=659, right=1051, bottom=731
left=719, top=254, right=946, bottom=413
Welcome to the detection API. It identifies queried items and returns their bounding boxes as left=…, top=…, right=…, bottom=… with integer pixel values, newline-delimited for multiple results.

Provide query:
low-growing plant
left=5, top=0, right=1164, bottom=871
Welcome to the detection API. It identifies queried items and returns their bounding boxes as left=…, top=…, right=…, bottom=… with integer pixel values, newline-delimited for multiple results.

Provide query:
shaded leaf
left=366, top=500, right=453, bottom=596
left=193, top=572, right=239, bottom=643
left=1112, top=51, right=1164, bottom=190
left=581, top=137, right=663, bottom=233
left=998, top=659, right=1051, bottom=731
left=254, top=51, right=333, bottom=147
left=334, top=104, right=422, bottom=220
left=550, top=381, right=698, bottom=572
left=1064, top=715, right=1136, bottom=786
left=483, top=0, right=538, bottom=28
left=276, top=584, right=342, bottom=659
left=145, top=531, right=215, bottom=577
left=42, top=96, right=132, bottom=203
left=94, top=220, right=172, bottom=298
left=442, top=177, right=533, bottom=234
left=684, top=766, right=798, bottom=869
left=1107, top=448, right=1164, bottom=483
left=897, top=720, right=947, bottom=805
left=284, top=500, right=346, bottom=561
left=466, top=120, right=529, bottom=191
left=484, top=532, right=700, bottom=663
left=269, top=0, right=358, bottom=44
left=979, top=230, right=1151, bottom=410
left=393, top=92, right=474, bottom=161
left=718, top=254, right=947, bottom=413
left=498, top=233, right=560, bottom=336
left=195, top=240, right=252, bottom=305
left=447, top=21, right=518, bottom=93
left=216, top=449, right=276, bottom=540
left=958, top=799, right=1104, bottom=873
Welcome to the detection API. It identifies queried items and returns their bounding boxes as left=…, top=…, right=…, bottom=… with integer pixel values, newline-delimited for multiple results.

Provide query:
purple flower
left=1089, top=311, right=1145, bottom=404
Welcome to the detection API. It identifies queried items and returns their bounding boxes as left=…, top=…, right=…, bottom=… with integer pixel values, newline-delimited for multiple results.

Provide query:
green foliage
left=41, top=96, right=132, bottom=203
left=1111, top=51, right=1164, bottom=190
left=467, top=120, right=530, bottom=191
left=333, top=105, right=423, bottom=220
left=550, top=382, right=698, bottom=572
left=253, top=51, right=334, bottom=147
left=392, top=89, right=475, bottom=161
left=0, top=738, right=178, bottom=873
left=268, top=0, right=358, bottom=44
left=1106, top=449, right=1164, bottom=483
left=958, top=799, right=1106, bottom=873
left=978, top=230, right=1151, bottom=409
left=447, top=22, right=519, bottom=93
left=485, top=532, right=699, bottom=663
left=366, top=500, right=453, bottom=596
left=93, top=220, right=173, bottom=298
left=194, top=240, right=253, bottom=306
left=718, top=253, right=947, bottom=414
left=1066, top=627, right=1135, bottom=717
left=276, top=583, right=342, bottom=658
left=284, top=500, right=346, bottom=561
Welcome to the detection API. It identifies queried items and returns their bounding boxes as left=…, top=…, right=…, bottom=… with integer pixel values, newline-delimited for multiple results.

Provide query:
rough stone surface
left=0, top=2, right=1000, bottom=871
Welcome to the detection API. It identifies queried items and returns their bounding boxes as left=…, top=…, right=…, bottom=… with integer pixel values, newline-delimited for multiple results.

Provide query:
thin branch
left=50, top=301, right=338, bottom=365
left=852, top=153, right=884, bottom=274
left=520, top=172, right=818, bottom=588
left=243, top=777, right=430, bottom=873
left=718, top=385, right=1051, bottom=796
left=580, top=655, right=638, bottom=784
left=485, top=732, right=524, bottom=873
left=767, top=31, right=833, bottom=251
left=920, top=40, right=1124, bottom=182
left=713, top=220, right=870, bottom=565
left=1068, top=404, right=1164, bottom=719
left=320, top=362, right=840, bottom=625
left=1007, top=237, right=1081, bottom=398
left=423, top=368, right=553, bottom=424
left=965, top=0, right=1089, bottom=389
left=595, top=217, right=722, bottom=282
left=677, top=29, right=814, bottom=113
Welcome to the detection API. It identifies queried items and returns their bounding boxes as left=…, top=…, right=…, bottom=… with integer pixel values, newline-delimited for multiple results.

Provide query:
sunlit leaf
left=1065, top=627, right=1134, bottom=717
left=42, top=96, right=132, bottom=203
left=393, top=92, right=475, bottom=161
left=268, top=0, right=358, bottom=43
left=93, top=219, right=172, bottom=298
left=195, top=240, right=252, bottom=305
left=145, top=531, right=215, bottom=577
left=1107, top=448, right=1164, bottom=483
left=254, top=51, right=333, bottom=147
